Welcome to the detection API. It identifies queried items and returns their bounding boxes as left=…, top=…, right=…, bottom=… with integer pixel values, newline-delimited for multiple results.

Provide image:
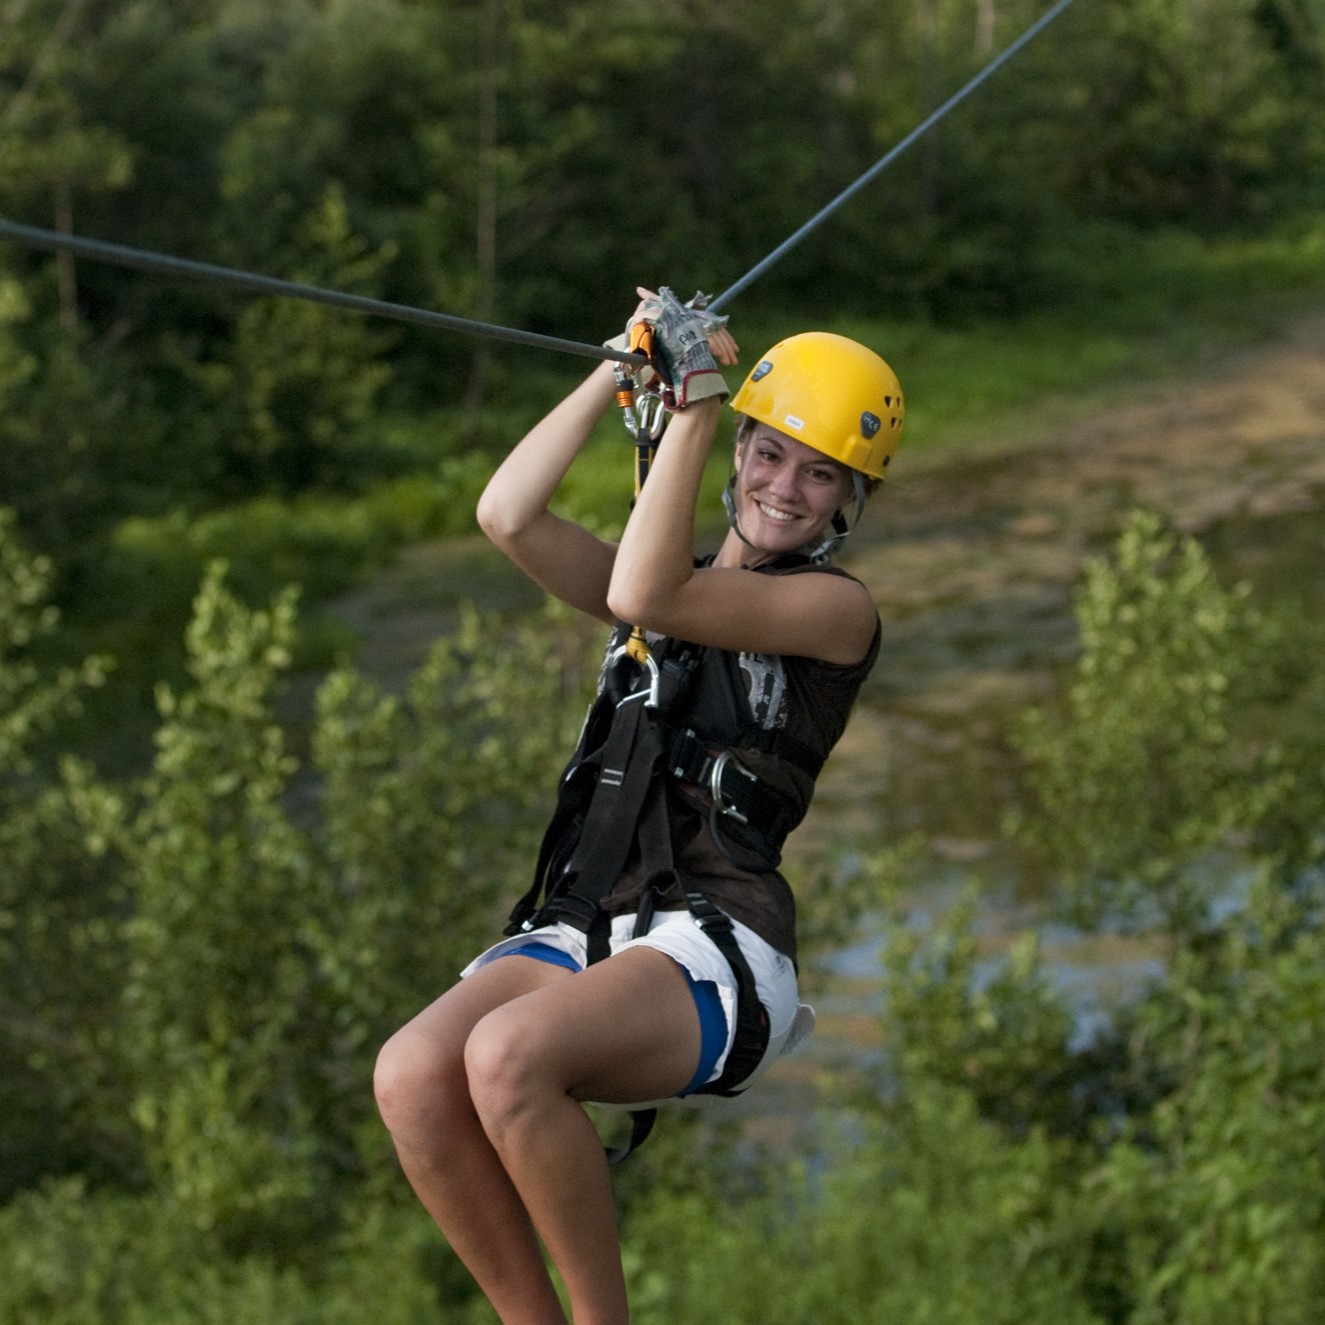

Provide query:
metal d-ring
left=708, top=750, right=756, bottom=823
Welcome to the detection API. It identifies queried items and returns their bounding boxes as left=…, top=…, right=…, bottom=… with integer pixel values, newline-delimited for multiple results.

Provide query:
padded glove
left=632, top=287, right=730, bottom=411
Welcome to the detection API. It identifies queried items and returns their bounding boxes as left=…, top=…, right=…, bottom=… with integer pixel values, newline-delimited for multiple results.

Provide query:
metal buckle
left=685, top=891, right=734, bottom=933
left=709, top=750, right=757, bottom=824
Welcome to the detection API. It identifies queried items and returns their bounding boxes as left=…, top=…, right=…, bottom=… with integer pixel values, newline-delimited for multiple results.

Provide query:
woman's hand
left=628, top=286, right=739, bottom=408
left=630, top=286, right=740, bottom=365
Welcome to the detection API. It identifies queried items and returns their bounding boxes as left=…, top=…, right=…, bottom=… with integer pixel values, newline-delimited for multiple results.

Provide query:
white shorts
left=461, top=908, right=816, bottom=1109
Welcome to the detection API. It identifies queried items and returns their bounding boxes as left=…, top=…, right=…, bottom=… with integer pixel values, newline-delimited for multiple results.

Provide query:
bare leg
left=375, top=958, right=574, bottom=1324
left=464, top=948, right=703, bottom=1325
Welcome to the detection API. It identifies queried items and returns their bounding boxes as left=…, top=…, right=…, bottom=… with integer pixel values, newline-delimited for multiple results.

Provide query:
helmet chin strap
left=722, top=463, right=868, bottom=565
left=721, top=475, right=760, bottom=553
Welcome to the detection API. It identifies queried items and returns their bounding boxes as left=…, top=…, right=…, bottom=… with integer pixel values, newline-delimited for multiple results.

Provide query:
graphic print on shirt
left=738, top=652, right=788, bottom=731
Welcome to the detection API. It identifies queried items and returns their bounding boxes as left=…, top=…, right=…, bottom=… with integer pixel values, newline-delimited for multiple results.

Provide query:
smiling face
left=729, top=422, right=854, bottom=562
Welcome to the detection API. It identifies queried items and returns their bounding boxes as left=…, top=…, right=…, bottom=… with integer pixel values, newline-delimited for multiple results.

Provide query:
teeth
left=758, top=503, right=796, bottom=522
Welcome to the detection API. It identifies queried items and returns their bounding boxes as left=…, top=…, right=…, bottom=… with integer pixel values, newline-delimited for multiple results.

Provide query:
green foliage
left=1091, top=874, right=1325, bottom=1324
left=0, top=521, right=587, bottom=1310
left=0, top=515, right=121, bottom=1195
left=4, top=0, right=1323, bottom=494
left=2, top=0, right=1324, bottom=705
left=1008, top=510, right=1296, bottom=936
left=621, top=1087, right=1102, bottom=1325
left=175, top=187, right=397, bottom=499
left=0, top=325, right=170, bottom=560
left=3, top=450, right=1325, bottom=1321
left=310, top=599, right=592, bottom=1055
left=611, top=509, right=1322, bottom=1325
left=1074, top=0, right=1325, bottom=225
left=74, top=566, right=588, bottom=1243
left=99, top=566, right=331, bottom=1238
left=1, top=0, right=1324, bottom=1291
left=881, top=887, right=1086, bottom=1137
left=0, top=1179, right=455, bottom=1325
left=0, top=510, right=106, bottom=770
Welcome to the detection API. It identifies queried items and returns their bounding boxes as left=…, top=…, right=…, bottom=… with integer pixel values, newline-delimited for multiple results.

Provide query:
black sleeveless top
left=595, top=560, right=880, bottom=962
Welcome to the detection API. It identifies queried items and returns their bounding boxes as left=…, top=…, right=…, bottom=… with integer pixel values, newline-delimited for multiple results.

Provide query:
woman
left=374, top=288, right=904, bottom=1324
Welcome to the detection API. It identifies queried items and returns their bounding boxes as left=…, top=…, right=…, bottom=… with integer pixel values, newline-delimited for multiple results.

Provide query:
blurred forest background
left=2, top=0, right=1324, bottom=1321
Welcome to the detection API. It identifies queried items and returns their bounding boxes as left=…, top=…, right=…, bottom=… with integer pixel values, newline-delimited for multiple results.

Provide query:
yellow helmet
left=730, top=332, right=905, bottom=480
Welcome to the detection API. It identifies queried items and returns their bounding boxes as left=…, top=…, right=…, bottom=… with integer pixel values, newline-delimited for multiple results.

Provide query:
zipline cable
left=0, top=218, right=648, bottom=368
left=707, top=0, right=1083, bottom=314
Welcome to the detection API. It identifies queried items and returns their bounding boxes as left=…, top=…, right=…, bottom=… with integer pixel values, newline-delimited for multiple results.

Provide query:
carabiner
left=635, top=389, right=667, bottom=441
left=607, top=639, right=662, bottom=708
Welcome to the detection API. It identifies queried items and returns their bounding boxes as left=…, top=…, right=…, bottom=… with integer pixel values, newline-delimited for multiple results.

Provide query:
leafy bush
left=0, top=515, right=588, bottom=1300
left=1008, top=510, right=1293, bottom=938
left=0, top=1179, right=461, bottom=1325
left=620, top=1080, right=1102, bottom=1325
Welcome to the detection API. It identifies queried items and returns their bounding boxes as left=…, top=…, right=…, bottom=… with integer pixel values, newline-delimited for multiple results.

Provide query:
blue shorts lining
left=679, top=973, right=726, bottom=1096
left=496, top=942, right=728, bottom=1096
left=499, top=940, right=582, bottom=973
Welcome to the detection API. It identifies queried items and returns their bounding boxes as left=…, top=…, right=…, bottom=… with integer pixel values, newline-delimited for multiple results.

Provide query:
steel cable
left=0, top=218, right=647, bottom=367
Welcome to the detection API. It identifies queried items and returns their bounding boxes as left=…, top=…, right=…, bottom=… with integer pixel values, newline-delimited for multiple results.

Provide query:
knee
left=463, top=1010, right=555, bottom=1139
left=374, top=1026, right=468, bottom=1147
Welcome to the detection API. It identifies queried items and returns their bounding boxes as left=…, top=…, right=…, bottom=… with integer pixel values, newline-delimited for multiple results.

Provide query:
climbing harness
left=503, top=587, right=836, bottom=1161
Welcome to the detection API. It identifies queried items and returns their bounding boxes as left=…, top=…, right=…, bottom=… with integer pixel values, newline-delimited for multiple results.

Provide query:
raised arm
left=607, top=400, right=877, bottom=665
left=607, top=291, right=876, bottom=666
left=475, top=360, right=621, bottom=622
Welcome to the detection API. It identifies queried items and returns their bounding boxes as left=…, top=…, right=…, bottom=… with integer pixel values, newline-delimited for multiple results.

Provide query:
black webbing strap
left=512, top=635, right=703, bottom=937
left=605, top=1108, right=658, bottom=1167
left=557, top=693, right=659, bottom=928
left=503, top=641, right=661, bottom=939
left=684, top=892, right=770, bottom=1097
left=500, top=633, right=779, bottom=1162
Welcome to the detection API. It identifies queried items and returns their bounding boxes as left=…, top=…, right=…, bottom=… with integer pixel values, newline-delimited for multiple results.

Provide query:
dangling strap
left=605, top=1108, right=658, bottom=1166
left=549, top=692, right=658, bottom=947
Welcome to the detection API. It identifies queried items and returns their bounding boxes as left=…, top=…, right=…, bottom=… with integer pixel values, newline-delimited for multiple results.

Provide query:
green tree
left=0, top=531, right=591, bottom=1244
left=1059, top=0, right=1325, bottom=225
left=1009, top=510, right=1295, bottom=939
left=310, top=602, right=589, bottom=1059
left=174, top=186, right=397, bottom=499
left=1091, top=874, right=1325, bottom=1325
left=0, top=510, right=118, bottom=1196
left=96, top=566, right=331, bottom=1240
